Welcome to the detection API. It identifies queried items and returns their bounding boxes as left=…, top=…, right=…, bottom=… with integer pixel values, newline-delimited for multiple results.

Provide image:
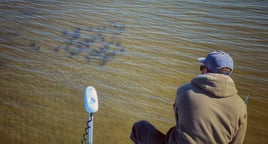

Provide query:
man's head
left=198, top=50, right=233, bottom=75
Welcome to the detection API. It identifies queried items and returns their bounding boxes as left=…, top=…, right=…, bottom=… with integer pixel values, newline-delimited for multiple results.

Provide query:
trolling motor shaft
left=81, top=86, right=99, bottom=144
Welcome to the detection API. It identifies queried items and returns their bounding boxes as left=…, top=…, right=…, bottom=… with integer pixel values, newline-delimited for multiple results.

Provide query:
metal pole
left=88, top=114, right=93, bottom=144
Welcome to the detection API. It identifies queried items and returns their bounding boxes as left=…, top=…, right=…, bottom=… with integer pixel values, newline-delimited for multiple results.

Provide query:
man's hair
left=207, top=67, right=232, bottom=75
left=219, top=67, right=232, bottom=73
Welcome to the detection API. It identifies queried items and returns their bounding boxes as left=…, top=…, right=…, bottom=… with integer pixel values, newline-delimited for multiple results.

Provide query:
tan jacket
left=167, top=73, right=247, bottom=144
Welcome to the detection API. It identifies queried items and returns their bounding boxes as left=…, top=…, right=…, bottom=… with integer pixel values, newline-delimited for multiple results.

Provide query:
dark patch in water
left=61, top=29, right=68, bottom=36
left=54, top=46, right=61, bottom=52
left=28, top=22, right=126, bottom=66
left=71, top=28, right=81, bottom=39
left=29, top=42, right=41, bottom=51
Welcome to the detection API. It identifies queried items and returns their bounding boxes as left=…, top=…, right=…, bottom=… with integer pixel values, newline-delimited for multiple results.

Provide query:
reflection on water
left=0, top=1, right=268, bottom=144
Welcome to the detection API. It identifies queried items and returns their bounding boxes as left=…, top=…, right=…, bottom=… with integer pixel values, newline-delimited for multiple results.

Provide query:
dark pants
left=130, top=120, right=166, bottom=144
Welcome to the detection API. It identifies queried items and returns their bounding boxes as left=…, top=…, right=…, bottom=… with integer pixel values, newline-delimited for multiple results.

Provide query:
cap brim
left=198, top=57, right=205, bottom=63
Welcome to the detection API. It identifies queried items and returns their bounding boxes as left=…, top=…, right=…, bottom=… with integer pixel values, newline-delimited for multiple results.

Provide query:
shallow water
left=0, top=1, right=267, bottom=144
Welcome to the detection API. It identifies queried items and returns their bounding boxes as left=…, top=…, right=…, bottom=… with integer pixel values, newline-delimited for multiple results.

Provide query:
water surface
left=0, top=1, right=267, bottom=144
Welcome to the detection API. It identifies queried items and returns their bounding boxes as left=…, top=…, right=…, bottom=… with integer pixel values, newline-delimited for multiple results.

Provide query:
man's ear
left=201, top=67, right=208, bottom=74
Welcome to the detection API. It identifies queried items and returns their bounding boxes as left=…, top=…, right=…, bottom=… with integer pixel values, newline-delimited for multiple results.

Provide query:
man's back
left=169, top=73, right=247, bottom=144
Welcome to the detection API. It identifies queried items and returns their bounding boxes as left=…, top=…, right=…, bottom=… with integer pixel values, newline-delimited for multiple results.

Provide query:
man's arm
left=230, top=115, right=247, bottom=144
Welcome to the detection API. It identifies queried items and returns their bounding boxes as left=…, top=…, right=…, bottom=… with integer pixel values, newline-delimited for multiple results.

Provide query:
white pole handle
left=84, top=86, right=99, bottom=113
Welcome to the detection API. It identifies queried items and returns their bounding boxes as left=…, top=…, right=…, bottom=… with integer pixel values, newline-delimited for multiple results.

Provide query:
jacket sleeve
left=230, top=114, right=247, bottom=144
left=173, top=88, right=180, bottom=125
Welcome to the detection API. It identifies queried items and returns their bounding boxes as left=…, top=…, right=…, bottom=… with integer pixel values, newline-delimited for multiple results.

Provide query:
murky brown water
left=0, top=1, right=267, bottom=144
